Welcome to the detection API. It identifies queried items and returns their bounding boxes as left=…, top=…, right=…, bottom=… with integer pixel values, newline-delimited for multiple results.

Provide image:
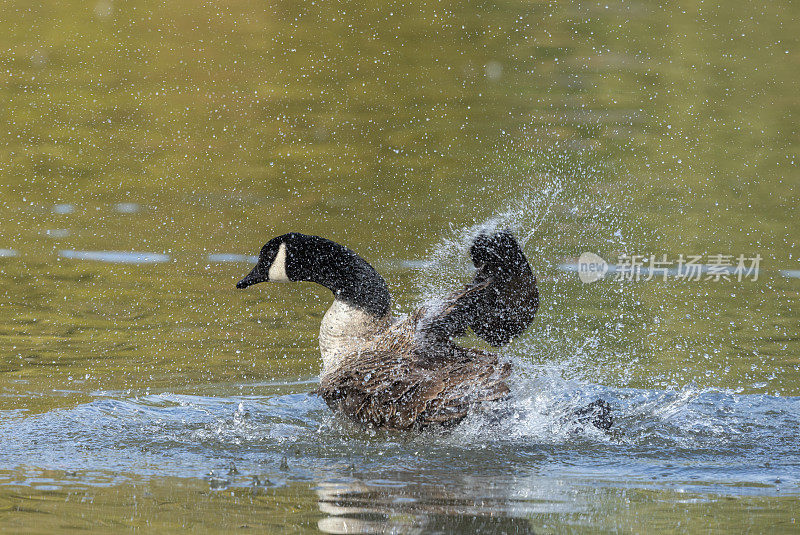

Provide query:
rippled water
left=5, top=379, right=800, bottom=491
left=2, top=377, right=799, bottom=531
left=2, top=0, right=799, bottom=532
left=2, top=232, right=799, bottom=532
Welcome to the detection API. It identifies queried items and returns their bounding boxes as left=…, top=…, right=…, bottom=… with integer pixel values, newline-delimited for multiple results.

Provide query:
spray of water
left=403, top=138, right=653, bottom=438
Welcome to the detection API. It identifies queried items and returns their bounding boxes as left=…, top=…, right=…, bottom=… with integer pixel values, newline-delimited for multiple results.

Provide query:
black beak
left=236, top=265, right=267, bottom=289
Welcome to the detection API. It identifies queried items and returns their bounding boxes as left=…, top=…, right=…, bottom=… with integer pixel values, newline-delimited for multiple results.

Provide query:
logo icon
left=577, top=252, right=608, bottom=284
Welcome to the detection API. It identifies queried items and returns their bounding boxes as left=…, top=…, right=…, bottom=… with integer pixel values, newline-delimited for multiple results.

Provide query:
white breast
left=319, top=299, right=390, bottom=378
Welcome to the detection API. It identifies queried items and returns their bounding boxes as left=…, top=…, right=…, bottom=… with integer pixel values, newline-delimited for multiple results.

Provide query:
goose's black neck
left=289, top=234, right=391, bottom=318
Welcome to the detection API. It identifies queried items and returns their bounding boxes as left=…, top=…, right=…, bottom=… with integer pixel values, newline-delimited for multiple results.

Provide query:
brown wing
left=418, top=278, right=492, bottom=342
left=467, top=268, right=539, bottom=346
left=316, top=314, right=510, bottom=431
left=419, top=230, right=539, bottom=347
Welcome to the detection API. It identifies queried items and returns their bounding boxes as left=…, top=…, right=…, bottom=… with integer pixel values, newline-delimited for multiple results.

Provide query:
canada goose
left=237, top=230, right=582, bottom=431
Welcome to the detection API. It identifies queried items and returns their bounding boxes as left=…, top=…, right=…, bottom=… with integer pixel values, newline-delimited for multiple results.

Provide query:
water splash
left=207, top=253, right=258, bottom=264
left=1, top=385, right=797, bottom=495
left=411, top=161, right=640, bottom=394
left=414, top=185, right=570, bottom=306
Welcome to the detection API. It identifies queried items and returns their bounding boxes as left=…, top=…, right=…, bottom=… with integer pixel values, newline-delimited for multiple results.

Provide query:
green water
left=1, top=0, right=799, bottom=532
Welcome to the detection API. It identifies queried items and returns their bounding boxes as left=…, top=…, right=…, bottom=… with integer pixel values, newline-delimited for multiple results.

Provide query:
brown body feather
left=316, top=309, right=512, bottom=431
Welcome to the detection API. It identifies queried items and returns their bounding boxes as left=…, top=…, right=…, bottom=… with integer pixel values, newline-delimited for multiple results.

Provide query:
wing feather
left=419, top=230, right=539, bottom=347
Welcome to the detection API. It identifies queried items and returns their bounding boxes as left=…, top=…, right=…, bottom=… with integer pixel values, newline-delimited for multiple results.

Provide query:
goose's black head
left=236, top=233, right=301, bottom=289
left=236, top=233, right=391, bottom=318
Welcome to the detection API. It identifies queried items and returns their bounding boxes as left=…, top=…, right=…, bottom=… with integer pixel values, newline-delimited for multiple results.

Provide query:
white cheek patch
left=268, top=242, right=290, bottom=282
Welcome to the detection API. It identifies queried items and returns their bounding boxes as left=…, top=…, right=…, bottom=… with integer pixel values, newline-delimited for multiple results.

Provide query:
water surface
left=1, top=0, right=799, bottom=532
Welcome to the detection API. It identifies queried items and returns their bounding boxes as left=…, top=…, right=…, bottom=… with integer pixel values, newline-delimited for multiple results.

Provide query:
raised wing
left=421, top=230, right=539, bottom=347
